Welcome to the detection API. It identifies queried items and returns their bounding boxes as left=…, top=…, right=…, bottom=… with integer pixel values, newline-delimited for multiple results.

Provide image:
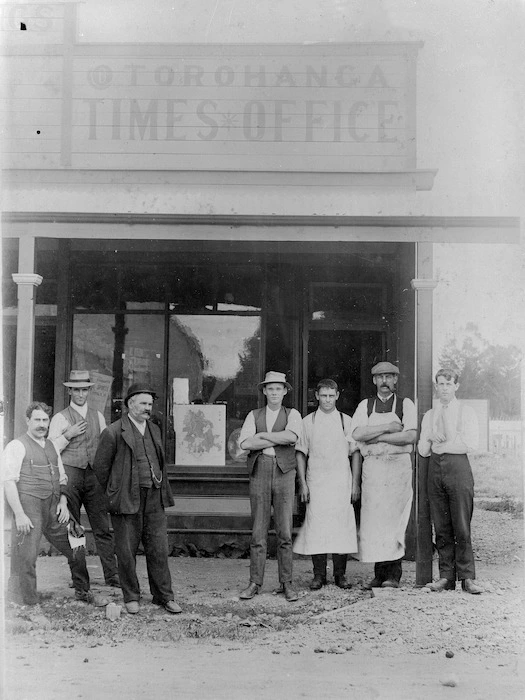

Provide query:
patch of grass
left=470, top=452, right=523, bottom=501
left=477, top=497, right=523, bottom=518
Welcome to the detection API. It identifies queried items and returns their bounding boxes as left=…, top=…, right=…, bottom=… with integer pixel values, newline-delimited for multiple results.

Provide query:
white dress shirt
left=418, top=398, right=479, bottom=456
left=2, top=434, right=67, bottom=483
left=239, top=406, right=303, bottom=456
left=49, top=402, right=106, bottom=453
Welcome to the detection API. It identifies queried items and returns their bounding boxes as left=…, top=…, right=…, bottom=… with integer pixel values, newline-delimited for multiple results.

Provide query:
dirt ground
left=2, top=507, right=525, bottom=699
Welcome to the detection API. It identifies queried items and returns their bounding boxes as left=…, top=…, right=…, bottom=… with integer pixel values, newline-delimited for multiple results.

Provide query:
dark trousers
left=428, top=452, right=475, bottom=580
left=10, top=492, right=90, bottom=605
left=374, top=559, right=403, bottom=583
left=111, top=486, right=174, bottom=604
left=65, top=464, right=118, bottom=582
left=248, top=455, right=295, bottom=585
left=312, top=553, right=348, bottom=579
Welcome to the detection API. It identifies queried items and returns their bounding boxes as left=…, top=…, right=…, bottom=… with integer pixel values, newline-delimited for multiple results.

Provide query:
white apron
left=358, top=401, right=413, bottom=562
left=293, top=411, right=358, bottom=555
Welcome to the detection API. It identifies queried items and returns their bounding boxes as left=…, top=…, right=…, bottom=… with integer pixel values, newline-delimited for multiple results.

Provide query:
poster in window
left=173, top=404, right=226, bottom=466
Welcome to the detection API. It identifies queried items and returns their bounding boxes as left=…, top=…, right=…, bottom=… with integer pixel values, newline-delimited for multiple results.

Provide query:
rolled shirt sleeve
left=417, top=410, right=433, bottom=457
left=238, top=411, right=256, bottom=449
left=1, top=438, right=66, bottom=485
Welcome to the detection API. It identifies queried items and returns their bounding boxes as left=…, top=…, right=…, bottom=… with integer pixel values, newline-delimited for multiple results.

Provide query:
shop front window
left=72, top=314, right=165, bottom=426
left=167, top=314, right=261, bottom=466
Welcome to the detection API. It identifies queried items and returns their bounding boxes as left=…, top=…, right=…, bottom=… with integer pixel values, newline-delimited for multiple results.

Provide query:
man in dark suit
left=92, top=384, right=181, bottom=614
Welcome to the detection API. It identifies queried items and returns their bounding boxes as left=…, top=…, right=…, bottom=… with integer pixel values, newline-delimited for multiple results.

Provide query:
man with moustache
left=2, top=402, right=108, bottom=607
left=238, top=371, right=303, bottom=602
left=351, top=362, right=417, bottom=589
left=418, top=368, right=482, bottom=594
left=49, top=370, right=119, bottom=587
left=92, top=384, right=181, bottom=614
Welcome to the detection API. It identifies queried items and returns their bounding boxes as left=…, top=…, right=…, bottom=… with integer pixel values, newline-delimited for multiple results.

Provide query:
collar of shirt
left=70, top=402, right=88, bottom=418
left=377, top=393, right=394, bottom=403
left=439, top=397, right=458, bottom=410
left=27, top=432, right=46, bottom=447
left=128, top=414, right=147, bottom=435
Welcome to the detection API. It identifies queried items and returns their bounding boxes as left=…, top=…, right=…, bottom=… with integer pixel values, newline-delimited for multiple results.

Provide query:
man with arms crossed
left=418, top=368, right=482, bottom=594
left=238, top=371, right=303, bottom=602
left=351, top=362, right=417, bottom=589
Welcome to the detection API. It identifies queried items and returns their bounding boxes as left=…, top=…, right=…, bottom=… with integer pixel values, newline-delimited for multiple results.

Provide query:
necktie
left=441, top=405, right=453, bottom=441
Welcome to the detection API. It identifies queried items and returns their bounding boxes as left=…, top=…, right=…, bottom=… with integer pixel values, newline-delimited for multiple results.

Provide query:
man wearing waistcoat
left=92, top=384, right=181, bottom=614
left=2, top=402, right=108, bottom=607
left=418, top=368, right=482, bottom=594
left=238, top=371, right=303, bottom=602
left=49, top=370, right=119, bottom=587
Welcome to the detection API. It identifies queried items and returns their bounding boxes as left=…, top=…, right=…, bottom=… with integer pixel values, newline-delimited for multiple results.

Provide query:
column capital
left=411, top=278, right=438, bottom=291
left=12, top=273, right=43, bottom=287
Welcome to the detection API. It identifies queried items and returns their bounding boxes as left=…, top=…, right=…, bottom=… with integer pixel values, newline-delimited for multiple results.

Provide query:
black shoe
left=427, top=578, right=456, bottom=592
left=381, top=579, right=400, bottom=589
left=309, top=575, right=326, bottom=590
left=239, top=582, right=260, bottom=600
left=334, top=575, right=352, bottom=590
left=362, top=577, right=382, bottom=590
left=105, top=576, right=121, bottom=588
left=282, top=583, right=299, bottom=602
left=461, top=578, right=482, bottom=595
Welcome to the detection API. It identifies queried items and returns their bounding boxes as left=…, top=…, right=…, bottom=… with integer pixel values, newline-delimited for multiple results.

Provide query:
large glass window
left=72, top=314, right=165, bottom=426
left=167, top=314, right=261, bottom=465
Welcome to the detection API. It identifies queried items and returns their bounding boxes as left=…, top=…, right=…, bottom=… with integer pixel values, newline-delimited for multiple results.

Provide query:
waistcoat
left=18, top=433, right=60, bottom=499
left=246, top=407, right=297, bottom=475
left=131, top=422, right=162, bottom=488
left=60, top=406, right=100, bottom=469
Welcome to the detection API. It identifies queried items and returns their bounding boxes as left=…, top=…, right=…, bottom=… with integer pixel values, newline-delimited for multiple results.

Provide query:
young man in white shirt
left=418, top=368, right=482, bottom=594
left=238, top=371, right=303, bottom=602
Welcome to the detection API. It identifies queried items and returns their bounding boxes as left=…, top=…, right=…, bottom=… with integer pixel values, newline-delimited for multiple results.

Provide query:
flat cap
left=371, top=361, right=399, bottom=375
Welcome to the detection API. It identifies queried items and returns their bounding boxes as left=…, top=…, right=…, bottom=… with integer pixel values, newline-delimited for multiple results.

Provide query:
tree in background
left=438, top=323, right=522, bottom=419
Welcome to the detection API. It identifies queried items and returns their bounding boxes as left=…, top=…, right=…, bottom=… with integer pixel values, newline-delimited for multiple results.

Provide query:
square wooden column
left=411, top=242, right=438, bottom=586
left=12, top=237, right=42, bottom=435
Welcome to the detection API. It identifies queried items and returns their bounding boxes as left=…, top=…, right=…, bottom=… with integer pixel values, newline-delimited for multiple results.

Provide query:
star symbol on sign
left=220, top=113, right=238, bottom=131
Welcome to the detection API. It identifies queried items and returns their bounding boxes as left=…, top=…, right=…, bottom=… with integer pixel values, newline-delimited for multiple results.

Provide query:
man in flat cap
left=418, top=368, right=482, bottom=594
left=49, top=370, right=119, bottom=587
left=92, top=384, right=181, bottom=614
left=351, top=362, right=417, bottom=589
left=238, top=371, right=303, bottom=602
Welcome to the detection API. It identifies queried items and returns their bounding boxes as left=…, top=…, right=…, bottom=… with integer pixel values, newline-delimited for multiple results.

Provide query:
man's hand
left=431, top=431, right=446, bottom=443
left=298, top=482, right=310, bottom=504
left=351, top=483, right=361, bottom=504
left=387, top=421, right=403, bottom=433
left=15, top=512, right=34, bottom=535
left=64, top=421, right=87, bottom=440
left=56, top=499, right=70, bottom=524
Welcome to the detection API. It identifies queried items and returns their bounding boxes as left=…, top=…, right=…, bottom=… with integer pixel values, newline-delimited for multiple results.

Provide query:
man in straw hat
left=49, top=370, right=119, bottom=587
left=93, top=384, right=181, bottom=614
left=351, top=362, right=417, bottom=589
left=238, top=371, right=303, bottom=602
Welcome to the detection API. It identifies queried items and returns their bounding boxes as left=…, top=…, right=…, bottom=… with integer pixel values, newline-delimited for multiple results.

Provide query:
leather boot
left=310, top=554, right=327, bottom=589
left=333, top=554, right=352, bottom=589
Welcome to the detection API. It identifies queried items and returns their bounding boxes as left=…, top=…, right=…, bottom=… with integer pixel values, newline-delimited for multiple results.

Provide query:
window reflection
left=167, top=315, right=261, bottom=465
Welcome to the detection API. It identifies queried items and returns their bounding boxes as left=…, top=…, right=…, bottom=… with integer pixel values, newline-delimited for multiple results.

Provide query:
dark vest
left=18, top=433, right=60, bottom=499
left=246, top=407, right=297, bottom=475
left=60, top=405, right=100, bottom=469
left=131, top=422, right=163, bottom=488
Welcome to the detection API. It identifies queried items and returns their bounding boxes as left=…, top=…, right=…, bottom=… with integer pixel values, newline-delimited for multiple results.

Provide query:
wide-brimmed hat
left=371, top=362, right=399, bottom=376
left=63, top=370, right=95, bottom=388
left=124, top=383, right=157, bottom=407
left=257, top=371, right=292, bottom=391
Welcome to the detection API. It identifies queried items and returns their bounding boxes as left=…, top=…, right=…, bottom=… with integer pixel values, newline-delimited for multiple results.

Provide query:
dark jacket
left=92, top=414, right=174, bottom=514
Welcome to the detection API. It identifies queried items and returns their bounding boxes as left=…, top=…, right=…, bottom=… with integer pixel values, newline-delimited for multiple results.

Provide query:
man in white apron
left=293, top=379, right=361, bottom=590
left=418, top=368, right=482, bottom=594
left=351, top=362, right=417, bottom=589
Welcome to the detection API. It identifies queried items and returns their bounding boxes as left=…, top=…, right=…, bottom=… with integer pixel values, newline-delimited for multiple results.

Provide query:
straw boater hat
left=124, top=383, right=158, bottom=407
left=371, top=362, right=399, bottom=375
left=63, top=370, right=95, bottom=388
left=257, top=371, right=292, bottom=392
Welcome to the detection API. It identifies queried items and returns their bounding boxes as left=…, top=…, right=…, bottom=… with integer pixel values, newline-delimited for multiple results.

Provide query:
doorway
left=305, top=328, right=385, bottom=416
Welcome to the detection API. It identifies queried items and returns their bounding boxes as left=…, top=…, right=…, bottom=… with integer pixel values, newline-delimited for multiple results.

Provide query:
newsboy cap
left=371, top=362, right=399, bottom=375
left=257, top=371, right=292, bottom=391
left=124, top=383, right=157, bottom=407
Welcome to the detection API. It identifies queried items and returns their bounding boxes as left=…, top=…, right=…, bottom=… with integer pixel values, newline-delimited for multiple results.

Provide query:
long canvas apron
left=358, top=401, right=413, bottom=562
left=293, top=411, right=357, bottom=554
